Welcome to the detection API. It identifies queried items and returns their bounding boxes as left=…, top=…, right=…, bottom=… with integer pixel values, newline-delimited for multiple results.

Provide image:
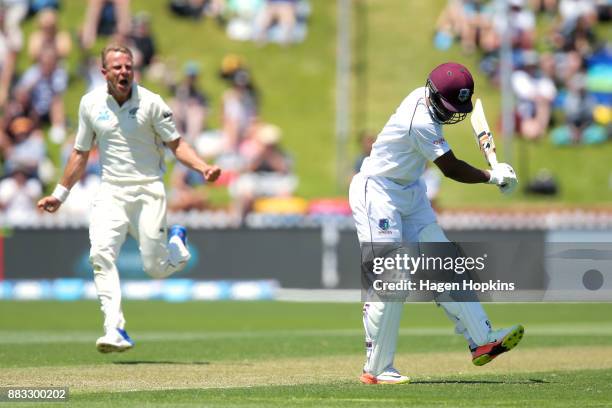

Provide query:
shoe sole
left=96, top=343, right=133, bottom=354
left=359, top=373, right=410, bottom=385
left=472, top=325, right=524, bottom=366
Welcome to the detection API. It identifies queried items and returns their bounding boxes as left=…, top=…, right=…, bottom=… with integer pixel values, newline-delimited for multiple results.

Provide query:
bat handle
left=487, top=154, right=499, bottom=169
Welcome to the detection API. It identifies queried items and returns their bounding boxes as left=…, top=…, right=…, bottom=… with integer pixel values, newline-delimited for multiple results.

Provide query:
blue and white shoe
left=169, top=225, right=188, bottom=245
left=96, top=328, right=134, bottom=353
left=168, top=224, right=191, bottom=266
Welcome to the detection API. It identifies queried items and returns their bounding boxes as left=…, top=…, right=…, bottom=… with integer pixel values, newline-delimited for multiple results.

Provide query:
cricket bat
left=470, top=98, right=498, bottom=168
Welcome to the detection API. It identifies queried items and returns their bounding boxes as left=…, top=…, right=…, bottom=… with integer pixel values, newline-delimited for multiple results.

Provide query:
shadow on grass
left=113, top=361, right=210, bottom=365
left=412, top=378, right=548, bottom=385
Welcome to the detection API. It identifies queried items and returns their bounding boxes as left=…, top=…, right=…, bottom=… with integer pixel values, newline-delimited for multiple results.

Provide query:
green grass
left=69, top=371, right=612, bottom=408
left=0, top=301, right=611, bottom=406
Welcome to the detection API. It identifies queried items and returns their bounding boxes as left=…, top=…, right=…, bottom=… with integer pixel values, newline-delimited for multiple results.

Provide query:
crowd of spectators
left=0, top=0, right=305, bottom=226
left=434, top=0, right=611, bottom=144
left=13, top=1, right=609, bottom=226
left=168, top=0, right=311, bottom=46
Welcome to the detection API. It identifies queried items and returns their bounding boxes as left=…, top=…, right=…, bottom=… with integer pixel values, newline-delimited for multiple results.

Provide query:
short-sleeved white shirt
left=74, top=85, right=180, bottom=184
left=360, top=87, right=450, bottom=184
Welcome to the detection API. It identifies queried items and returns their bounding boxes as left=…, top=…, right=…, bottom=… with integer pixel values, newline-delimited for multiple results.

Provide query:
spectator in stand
left=551, top=74, right=607, bottom=145
left=219, top=53, right=245, bottom=80
left=168, top=163, right=208, bottom=212
left=230, top=123, right=296, bottom=217
left=554, top=50, right=584, bottom=87
left=549, top=1, right=598, bottom=56
left=241, top=123, right=291, bottom=174
left=204, top=0, right=226, bottom=22
left=80, top=0, right=131, bottom=50
left=0, top=86, right=39, bottom=132
left=434, top=0, right=485, bottom=53
left=511, top=50, right=557, bottom=139
left=477, top=0, right=535, bottom=80
left=225, top=0, right=265, bottom=41
left=563, top=13, right=598, bottom=55
left=0, top=0, right=28, bottom=108
left=539, top=51, right=557, bottom=80
left=255, top=0, right=297, bottom=45
left=17, top=47, right=67, bottom=144
left=80, top=53, right=106, bottom=92
left=169, top=0, right=226, bottom=22
left=169, top=62, right=210, bottom=143
left=559, top=0, right=597, bottom=28
left=221, top=67, right=259, bottom=152
left=530, top=0, right=558, bottom=15
left=0, top=116, right=46, bottom=178
left=496, top=0, right=536, bottom=50
left=129, top=11, right=156, bottom=70
left=0, top=165, right=42, bottom=225
left=169, top=0, right=205, bottom=18
left=28, top=0, right=60, bottom=14
left=27, top=8, right=72, bottom=62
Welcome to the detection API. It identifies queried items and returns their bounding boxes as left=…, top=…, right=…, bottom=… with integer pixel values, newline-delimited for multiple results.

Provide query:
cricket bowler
left=38, top=44, right=221, bottom=353
left=349, top=62, right=522, bottom=384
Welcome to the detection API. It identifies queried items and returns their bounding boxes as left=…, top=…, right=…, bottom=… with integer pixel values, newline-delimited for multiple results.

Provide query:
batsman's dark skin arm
left=434, top=150, right=490, bottom=184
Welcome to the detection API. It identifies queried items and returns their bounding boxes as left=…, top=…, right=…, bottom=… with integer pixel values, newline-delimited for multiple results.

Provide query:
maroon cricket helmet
left=426, top=62, right=474, bottom=124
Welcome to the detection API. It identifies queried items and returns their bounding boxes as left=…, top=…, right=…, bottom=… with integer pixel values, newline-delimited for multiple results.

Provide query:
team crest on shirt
left=128, top=107, right=139, bottom=118
left=458, top=88, right=471, bottom=102
left=378, top=218, right=390, bottom=231
left=433, top=137, right=447, bottom=145
left=96, top=109, right=111, bottom=121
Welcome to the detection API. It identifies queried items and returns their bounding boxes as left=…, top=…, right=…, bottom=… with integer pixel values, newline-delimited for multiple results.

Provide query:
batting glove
left=488, top=163, right=518, bottom=194
left=499, top=178, right=518, bottom=194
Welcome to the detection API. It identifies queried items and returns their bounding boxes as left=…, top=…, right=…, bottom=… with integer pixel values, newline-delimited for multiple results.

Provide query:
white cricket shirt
left=360, top=87, right=450, bottom=184
left=74, top=85, right=180, bottom=183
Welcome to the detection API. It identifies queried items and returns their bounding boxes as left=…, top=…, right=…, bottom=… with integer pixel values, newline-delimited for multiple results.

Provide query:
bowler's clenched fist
left=37, top=196, right=62, bottom=213
left=203, top=165, right=221, bottom=182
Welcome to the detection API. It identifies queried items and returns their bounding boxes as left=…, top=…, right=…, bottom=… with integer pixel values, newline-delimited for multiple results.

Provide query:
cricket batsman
left=38, top=44, right=221, bottom=353
left=349, top=62, right=523, bottom=384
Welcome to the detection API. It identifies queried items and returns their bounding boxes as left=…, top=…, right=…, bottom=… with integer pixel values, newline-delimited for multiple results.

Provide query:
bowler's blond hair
left=101, top=44, right=133, bottom=68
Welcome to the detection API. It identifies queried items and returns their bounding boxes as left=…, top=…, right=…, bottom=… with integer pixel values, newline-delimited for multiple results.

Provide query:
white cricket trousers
left=89, top=180, right=189, bottom=332
left=349, top=173, right=491, bottom=376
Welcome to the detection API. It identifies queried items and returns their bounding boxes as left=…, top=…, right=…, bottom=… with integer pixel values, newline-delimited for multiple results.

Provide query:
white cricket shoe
left=360, top=367, right=410, bottom=384
left=471, top=324, right=524, bottom=366
left=96, top=328, right=134, bottom=353
left=168, top=225, right=191, bottom=266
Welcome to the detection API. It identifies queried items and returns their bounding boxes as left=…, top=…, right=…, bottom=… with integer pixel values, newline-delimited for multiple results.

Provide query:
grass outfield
left=0, top=302, right=611, bottom=406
